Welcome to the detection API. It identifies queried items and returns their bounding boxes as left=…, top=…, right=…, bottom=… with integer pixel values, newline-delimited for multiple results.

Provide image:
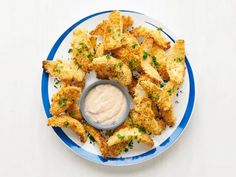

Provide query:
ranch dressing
left=85, top=84, right=127, bottom=125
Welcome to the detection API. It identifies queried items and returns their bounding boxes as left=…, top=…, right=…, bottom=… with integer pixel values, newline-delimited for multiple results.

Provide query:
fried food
left=42, top=59, right=85, bottom=84
left=107, top=127, right=154, bottom=147
left=92, top=56, right=132, bottom=86
left=84, top=124, right=108, bottom=158
left=166, top=40, right=186, bottom=84
left=47, top=115, right=87, bottom=142
left=50, top=86, right=81, bottom=115
left=131, top=26, right=170, bottom=50
left=103, top=11, right=123, bottom=50
left=71, top=29, right=95, bottom=71
left=43, top=10, right=187, bottom=157
left=130, top=95, right=165, bottom=135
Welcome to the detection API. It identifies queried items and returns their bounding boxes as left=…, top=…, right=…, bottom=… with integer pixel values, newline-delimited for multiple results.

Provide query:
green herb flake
left=146, top=103, right=150, bottom=108
left=64, top=121, right=69, bottom=127
left=69, top=111, right=75, bottom=117
left=143, top=51, right=150, bottom=60
left=138, top=126, right=146, bottom=133
left=128, top=140, right=133, bottom=149
left=128, top=59, right=138, bottom=71
left=152, top=95, right=159, bottom=100
left=175, top=57, right=183, bottom=63
left=152, top=56, right=160, bottom=67
left=106, top=53, right=111, bottom=59
left=68, top=48, right=72, bottom=53
left=114, top=62, right=123, bottom=69
left=157, top=27, right=163, bottom=31
left=88, top=134, right=96, bottom=142
left=132, top=43, right=138, bottom=49
left=124, top=148, right=129, bottom=152
left=87, top=53, right=93, bottom=61
left=167, top=87, right=174, bottom=96
left=59, top=98, right=67, bottom=107
left=117, top=134, right=125, bottom=140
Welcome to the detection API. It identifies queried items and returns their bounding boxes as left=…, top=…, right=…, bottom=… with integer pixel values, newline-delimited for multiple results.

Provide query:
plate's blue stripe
left=41, top=10, right=195, bottom=166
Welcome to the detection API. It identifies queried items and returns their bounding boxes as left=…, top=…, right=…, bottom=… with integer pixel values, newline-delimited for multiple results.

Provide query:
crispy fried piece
left=89, top=35, right=97, bottom=49
left=47, top=115, right=87, bottom=142
left=140, top=38, right=163, bottom=83
left=50, top=86, right=81, bottom=115
left=130, top=95, right=165, bottom=135
left=139, top=80, right=161, bottom=102
left=90, top=15, right=133, bottom=36
left=158, top=81, right=177, bottom=111
left=71, top=29, right=95, bottom=71
left=84, top=124, right=108, bottom=158
left=150, top=45, right=169, bottom=79
left=166, top=40, right=186, bottom=84
left=107, top=127, right=154, bottom=147
left=103, top=11, right=123, bottom=50
left=95, top=43, right=105, bottom=57
left=160, top=107, right=176, bottom=126
left=92, top=56, right=132, bottom=86
left=43, top=59, right=85, bottom=84
left=112, top=33, right=142, bottom=71
left=131, top=26, right=170, bottom=50
left=122, top=15, right=134, bottom=32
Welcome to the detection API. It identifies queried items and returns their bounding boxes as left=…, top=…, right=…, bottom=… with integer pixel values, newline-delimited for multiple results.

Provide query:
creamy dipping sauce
left=84, top=84, right=127, bottom=125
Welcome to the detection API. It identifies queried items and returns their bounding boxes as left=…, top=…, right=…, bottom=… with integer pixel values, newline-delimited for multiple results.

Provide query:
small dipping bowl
left=79, top=80, right=132, bottom=130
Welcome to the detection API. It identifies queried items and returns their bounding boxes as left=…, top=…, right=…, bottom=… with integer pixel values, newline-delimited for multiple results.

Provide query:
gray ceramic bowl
left=79, top=80, right=132, bottom=130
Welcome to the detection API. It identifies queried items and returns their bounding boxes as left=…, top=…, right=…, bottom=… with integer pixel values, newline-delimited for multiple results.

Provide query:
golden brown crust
left=50, top=86, right=81, bottom=115
left=47, top=115, right=87, bottom=142
left=42, top=59, right=85, bottom=84
left=107, top=127, right=154, bottom=147
left=92, top=56, right=132, bottom=86
left=84, top=125, right=108, bottom=158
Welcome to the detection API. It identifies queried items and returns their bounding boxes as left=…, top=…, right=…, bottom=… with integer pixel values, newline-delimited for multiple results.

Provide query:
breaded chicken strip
left=90, top=15, right=133, bottom=36
left=139, top=80, right=161, bottom=101
left=103, top=11, right=123, bottom=50
left=140, top=38, right=163, bottom=83
left=112, top=33, right=141, bottom=71
left=50, top=86, right=81, bottom=115
left=47, top=115, right=87, bottom=142
left=42, top=59, right=85, bottom=84
left=95, top=43, right=105, bottom=57
left=67, top=102, right=82, bottom=120
left=92, top=56, right=132, bottom=86
left=166, top=40, right=186, bottom=84
left=130, top=95, right=165, bottom=135
left=107, top=127, right=154, bottom=147
left=71, top=29, right=95, bottom=71
left=84, top=124, right=108, bottom=158
left=131, top=26, right=170, bottom=50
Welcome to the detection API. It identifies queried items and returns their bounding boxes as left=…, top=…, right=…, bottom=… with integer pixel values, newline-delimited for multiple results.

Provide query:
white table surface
left=1, top=0, right=236, bottom=176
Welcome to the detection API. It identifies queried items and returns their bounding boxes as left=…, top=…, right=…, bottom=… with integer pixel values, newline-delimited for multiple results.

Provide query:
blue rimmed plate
left=41, top=10, right=195, bottom=166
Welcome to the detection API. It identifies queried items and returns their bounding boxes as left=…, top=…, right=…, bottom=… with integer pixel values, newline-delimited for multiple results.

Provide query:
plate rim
left=41, top=10, right=195, bottom=166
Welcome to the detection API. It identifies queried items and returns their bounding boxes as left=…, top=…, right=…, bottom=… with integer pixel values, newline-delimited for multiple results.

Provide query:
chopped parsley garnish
left=163, top=78, right=170, bottom=83
left=59, top=98, right=67, bottom=107
left=160, top=82, right=165, bottom=88
left=87, top=53, right=93, bottom=61
left=64, top=121, right=69, bottom=127
left=107, top=27, right=112, bottom=33
left=77, top=48, right=82, bottom=54
left=117, top=134, right=125, bottom=140
left=157, top=27, right=163, bottom=31
left=152, top=95, right=159, bottom=100
left=124, top=148, right=129, bottom=152
left=138, top=126, right=146, bottom=133
left=88, top=134, right=96, bottom=142
left=53, top=78, right=60, bottom=89
left=106, top=53, right=111, bottom=59
left=167, top=87, right=174, bottom=96
left=69, top=111, right=75, bottom=117
left=128, top=140, right=133, bottom=149
left=128, top=59, right=138, bottom=71
left=175, top=57, right=183, bottom=62
left=79, top=42, right=85, bottom=46
left=68, top=48, right=72, bottom=53
left=114, top=62, right=123, bottom=69
left=152, top=56, right=159, bottom=67
left=132, top=43, right=138, bottom=48
left=143, top=51, right=150, bottom=60
left=146, top=103, right=150, bottom=108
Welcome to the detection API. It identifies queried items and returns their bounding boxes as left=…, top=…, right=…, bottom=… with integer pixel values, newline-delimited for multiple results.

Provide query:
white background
left=0, top=0, right=236, bottom=177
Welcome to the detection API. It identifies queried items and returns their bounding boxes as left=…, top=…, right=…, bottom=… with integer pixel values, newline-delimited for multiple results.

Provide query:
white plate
left=41, top=10, right=195, bottom=166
